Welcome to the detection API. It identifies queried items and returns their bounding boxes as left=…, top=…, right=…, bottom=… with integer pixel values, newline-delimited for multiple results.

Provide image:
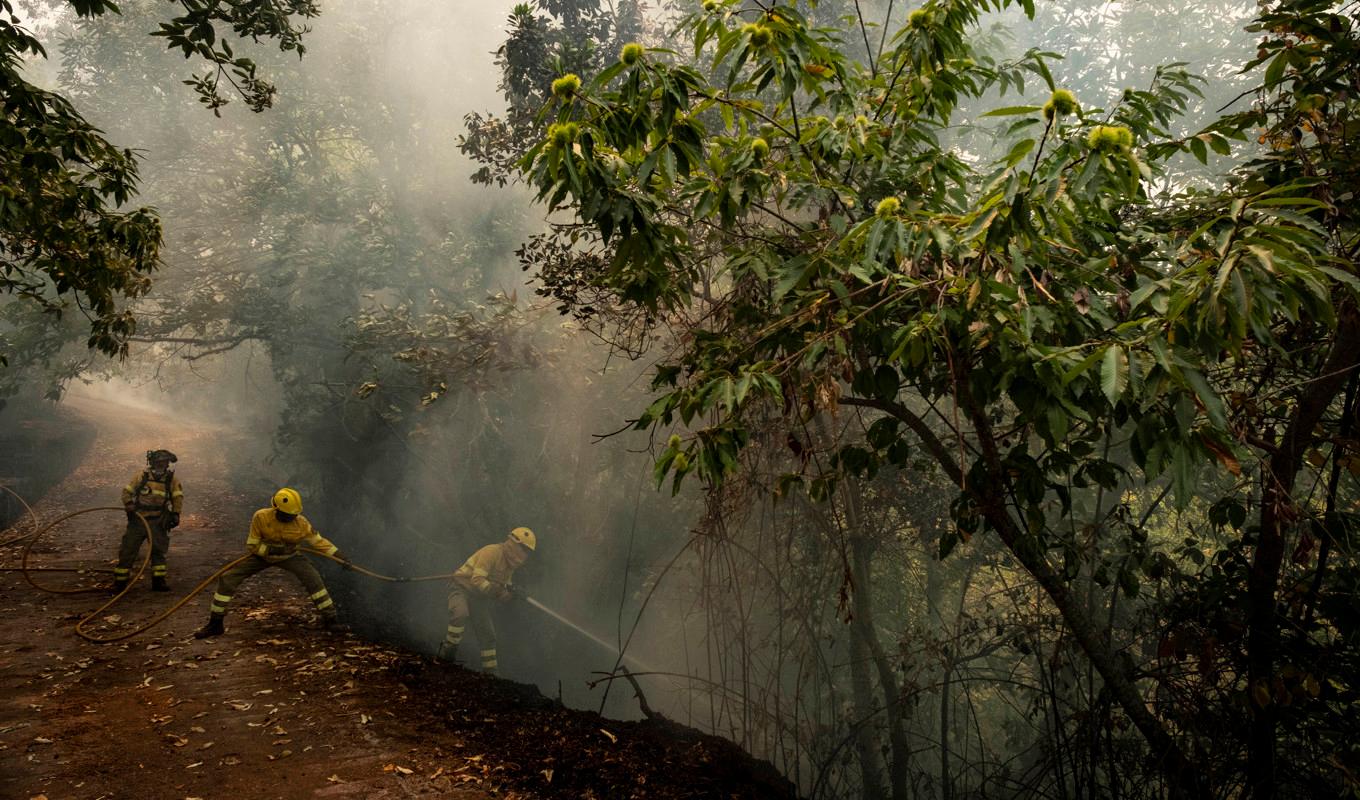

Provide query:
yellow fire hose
left=1, top=486, right=459, bottom=644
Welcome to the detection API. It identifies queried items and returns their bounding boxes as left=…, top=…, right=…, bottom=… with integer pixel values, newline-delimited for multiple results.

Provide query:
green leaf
left=1004, top=138, right=1036, bottom=167
left=1101, top=346, right=1127, bottom=404
left=1183, top=368, right=1226, bottom=429
left=982, top=105, right=1042, bottom=117
left=1264, top=51, right=1287, bottom=87
left=1062, top=346, right=1107, bottom=386
left=1189, top=137, right=1207, bottom=164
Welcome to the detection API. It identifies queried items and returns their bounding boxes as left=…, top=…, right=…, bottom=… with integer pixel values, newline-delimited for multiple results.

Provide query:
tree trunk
left=950, top=378, right=1207, bottom=797
left=1246, top=311, right=1360, bottom=798
left=846, top=500, right=911, bottom=800
left=848, top=598, right=888, bottom=800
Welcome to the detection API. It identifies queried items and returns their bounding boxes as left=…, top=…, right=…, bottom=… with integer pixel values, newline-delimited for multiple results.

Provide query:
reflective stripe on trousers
left=208, top=554, right=335, bottom=619
left=310, top=588, right=334, bottom=611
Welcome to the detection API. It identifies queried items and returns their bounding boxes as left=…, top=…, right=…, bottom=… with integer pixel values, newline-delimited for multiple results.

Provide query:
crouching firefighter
left=195, top=488, right=353, bottom=638
left=113, top=449, right=184, bottom=593
left=438, top=527, right=536, bottom=674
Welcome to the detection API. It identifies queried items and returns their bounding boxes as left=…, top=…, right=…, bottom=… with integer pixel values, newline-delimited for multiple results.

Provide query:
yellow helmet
left=272, top=487, right=303, bottom=516
left=509, top=526, right=536, bottom=552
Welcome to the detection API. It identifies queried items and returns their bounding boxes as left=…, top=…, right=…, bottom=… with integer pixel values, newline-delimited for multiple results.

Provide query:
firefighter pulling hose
left=1, top=482, right=552, bottom=673
left=195, top=487, right=352, bottom=638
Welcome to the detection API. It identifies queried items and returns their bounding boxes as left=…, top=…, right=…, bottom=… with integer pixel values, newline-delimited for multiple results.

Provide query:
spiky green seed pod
left=750, top=137, right=769, bottom=160
left=1043, top=89, right=1078, bottom=121
left=908, top=9, right=932, bottom=29
left=548, top=122, right=578, bottom=148
left=702, top=0, right=718, bottom=11
left=551, top=74, right=581, bottom=100
left=673, top=453, right=690, bottom=471
left=1087, top=124, right=1133, bottom=151
left=620, top=43, right=644, bottom=66
left=667, top=434, right=682, bottom=450
left=875, top=197, right=901, bottom=219
left=744, top=23, right=773, bottom=47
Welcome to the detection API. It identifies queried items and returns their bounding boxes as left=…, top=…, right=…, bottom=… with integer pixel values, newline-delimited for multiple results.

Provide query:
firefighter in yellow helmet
left=194, top=488, right=353, bottom=638
left=113, top=449, right=184, bottom=593
left=437, top=527, right=535, bottom=673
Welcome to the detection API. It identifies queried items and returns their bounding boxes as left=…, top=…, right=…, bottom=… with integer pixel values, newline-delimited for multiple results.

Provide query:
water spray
left=524, top=596, right=658, bottom=673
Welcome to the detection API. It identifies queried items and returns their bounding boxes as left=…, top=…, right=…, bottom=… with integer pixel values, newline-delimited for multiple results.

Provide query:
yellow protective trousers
left=445, top=585, right=498, bottom=671
left=115, top=515, right=170, bottom=583
left=209, top=554, right=336, bottom=620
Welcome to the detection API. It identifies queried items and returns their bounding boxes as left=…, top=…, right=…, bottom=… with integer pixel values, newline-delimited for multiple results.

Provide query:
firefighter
left=194, top=487, right=352, bottom=638
left=437, top=527, right=535, bottom=673
left=113, top=449, right=183, bottom=592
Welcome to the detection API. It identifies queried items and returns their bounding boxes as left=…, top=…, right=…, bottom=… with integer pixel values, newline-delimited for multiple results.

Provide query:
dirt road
left=0, top=395, right=796, bottom=800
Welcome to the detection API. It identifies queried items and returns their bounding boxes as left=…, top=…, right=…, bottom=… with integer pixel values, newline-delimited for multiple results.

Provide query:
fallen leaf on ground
left=599, top=729, right=617, bottom=744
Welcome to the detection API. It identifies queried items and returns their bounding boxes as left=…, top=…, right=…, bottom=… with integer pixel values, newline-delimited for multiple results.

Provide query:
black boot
left=109, top=580, right=128, bottom=595
left=436, top=642, right=460, bottom=665
left=151, top=576, right=170, bottom=592
left=193, top=615, right=225, bottom=639
left=320, top=616, right=350, bottom=634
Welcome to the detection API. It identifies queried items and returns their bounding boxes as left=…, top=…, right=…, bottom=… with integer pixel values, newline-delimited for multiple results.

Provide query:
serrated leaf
left=1101, top=346, right=1127, bottom=404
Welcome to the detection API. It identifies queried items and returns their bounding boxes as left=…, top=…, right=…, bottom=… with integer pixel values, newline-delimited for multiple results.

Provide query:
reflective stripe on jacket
left=244, top=508, right=338, bottom=562
left=122, top=471, right=184, bottom=514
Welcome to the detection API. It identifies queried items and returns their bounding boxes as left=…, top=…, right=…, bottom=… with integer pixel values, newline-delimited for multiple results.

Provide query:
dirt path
left=0, top=395, right=796, bottom=800
left=0, top=395, right=495, bottom=799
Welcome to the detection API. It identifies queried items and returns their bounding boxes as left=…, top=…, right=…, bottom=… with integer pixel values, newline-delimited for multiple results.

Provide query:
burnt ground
left=0, top=394, right=797, bottom=800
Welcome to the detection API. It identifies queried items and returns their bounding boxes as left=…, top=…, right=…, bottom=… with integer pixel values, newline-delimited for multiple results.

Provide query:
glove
left=166, top=512, right=180, bottom=530
left=334, top=550, right=354, bottom=570
left=126, top=509, right=138, bottom=524
left=508, top=584, right=528, bottom=603
left=493, top=584, right=513, bottom=602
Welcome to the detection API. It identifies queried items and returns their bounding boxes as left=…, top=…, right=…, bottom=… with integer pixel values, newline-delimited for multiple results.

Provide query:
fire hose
left=0, top=485, right=460, bottom=644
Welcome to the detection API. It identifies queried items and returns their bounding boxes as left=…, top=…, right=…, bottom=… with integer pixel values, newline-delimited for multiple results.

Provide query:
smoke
left=10, top=0, right=1271, bottom=794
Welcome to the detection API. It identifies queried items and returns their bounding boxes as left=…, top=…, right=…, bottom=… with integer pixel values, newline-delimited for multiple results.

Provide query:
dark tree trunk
left=1246, top=311, right=1360, bottom=798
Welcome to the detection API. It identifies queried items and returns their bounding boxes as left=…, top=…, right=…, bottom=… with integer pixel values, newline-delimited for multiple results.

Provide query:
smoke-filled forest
left=1, top=0, right=1357, bottom=798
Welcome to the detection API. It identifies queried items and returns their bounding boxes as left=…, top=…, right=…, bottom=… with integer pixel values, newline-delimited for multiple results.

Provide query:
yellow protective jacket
left=122, top=470, right=184, bottom=516
left=452, top=541, right=526, bottom=599
left=244, top=508, right=339, bottom=562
